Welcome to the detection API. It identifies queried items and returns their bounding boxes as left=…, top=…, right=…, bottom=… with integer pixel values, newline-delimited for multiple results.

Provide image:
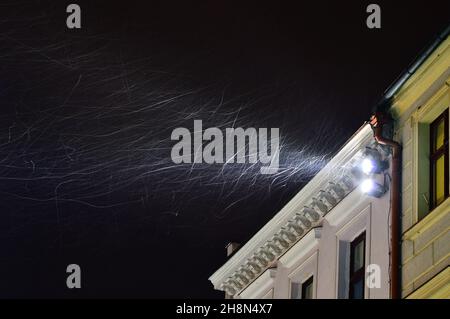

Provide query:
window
left=349, top=232, right=365, bottom=299
left=430, top=108, right=449, bottom=210
left=288, top=250, right=318, bottom=299
left=301, top=276, right=314, bottom=299
left=290, top=276, right=314, bottom=299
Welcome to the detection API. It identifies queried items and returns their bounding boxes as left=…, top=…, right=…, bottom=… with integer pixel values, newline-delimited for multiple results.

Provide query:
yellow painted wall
left=392, top=35, right=450, bottom=299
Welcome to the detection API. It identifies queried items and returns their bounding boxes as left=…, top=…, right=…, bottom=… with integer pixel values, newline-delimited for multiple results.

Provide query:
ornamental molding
left=239, top=268, right=277, bottom=299
left=278, top=227, right=321, bottom=269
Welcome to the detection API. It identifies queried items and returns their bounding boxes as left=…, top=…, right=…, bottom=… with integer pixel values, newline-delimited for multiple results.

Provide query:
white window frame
left=335, top=204, right=372, bottom=299
left=288, top=251, right=318, bottom=299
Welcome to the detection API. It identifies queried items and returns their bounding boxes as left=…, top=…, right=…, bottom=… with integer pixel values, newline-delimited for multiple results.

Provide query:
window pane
left=302, top=279, right=313, bottom=299
left=434, top=118, right=445, bottom=151
left=435, top=155, right=445, bottom=205
left=352, top=240, right=365, bottom=272
left=350, top=278, right=364, bottom=299
left=290, top=282, right=301, bottom=299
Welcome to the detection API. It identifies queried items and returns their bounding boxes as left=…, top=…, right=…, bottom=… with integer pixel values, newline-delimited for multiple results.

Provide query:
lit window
left=349, top=232, right=365, bottom=299
left=430, top=109, right=449, bottom=210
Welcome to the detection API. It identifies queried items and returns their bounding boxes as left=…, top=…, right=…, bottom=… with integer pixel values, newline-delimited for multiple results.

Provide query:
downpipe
left=370, top=112, right=402, bottom=299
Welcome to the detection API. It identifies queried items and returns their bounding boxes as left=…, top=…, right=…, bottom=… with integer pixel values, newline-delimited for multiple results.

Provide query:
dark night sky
left=0, top=1, right=448, bottom=298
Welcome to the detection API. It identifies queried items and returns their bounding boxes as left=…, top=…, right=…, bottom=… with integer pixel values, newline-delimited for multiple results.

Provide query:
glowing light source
left=361, top=158, right=376, bottom=174
left=361, top=147, right=387, bottom=174
left=361, top=179, right=375, bottom=193
left=361, top=178, right=385, bottom=198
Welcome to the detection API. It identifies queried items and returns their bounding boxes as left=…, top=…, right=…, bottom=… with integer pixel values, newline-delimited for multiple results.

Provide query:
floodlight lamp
left=361, top=178, right=385, bottom=198
left=361, top=148, right=388, bottom=174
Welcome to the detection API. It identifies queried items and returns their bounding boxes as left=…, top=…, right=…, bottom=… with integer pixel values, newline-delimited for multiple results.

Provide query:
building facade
left=210, top=26, right=450, bottom=299
left=210, top=125, right=393, bottom=298
left=390, top=28, right=449, bottom=299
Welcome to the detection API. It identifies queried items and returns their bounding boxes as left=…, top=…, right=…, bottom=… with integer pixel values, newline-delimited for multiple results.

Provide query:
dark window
left=349, top=232, right=365, bottom=299
left=430, top=108, right=449, bottom=210
left=290, top=276, right=314, bottom=299
left=301, top=276, right=314, bottom=299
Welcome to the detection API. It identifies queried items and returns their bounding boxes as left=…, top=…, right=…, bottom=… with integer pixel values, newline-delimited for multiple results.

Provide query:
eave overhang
left=379, top=25, right=450, bottom=120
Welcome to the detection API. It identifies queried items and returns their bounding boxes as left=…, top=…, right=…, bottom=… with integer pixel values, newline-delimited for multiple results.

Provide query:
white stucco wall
left=238, top=183, right=391, bottom=299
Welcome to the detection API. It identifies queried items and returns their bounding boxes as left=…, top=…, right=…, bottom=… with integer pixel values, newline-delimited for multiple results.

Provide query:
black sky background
left=0, top=1, right=448, bottom=298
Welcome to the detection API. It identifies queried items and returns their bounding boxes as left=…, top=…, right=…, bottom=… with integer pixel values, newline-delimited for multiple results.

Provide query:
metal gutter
left=379, top=24, right=450, bottom=108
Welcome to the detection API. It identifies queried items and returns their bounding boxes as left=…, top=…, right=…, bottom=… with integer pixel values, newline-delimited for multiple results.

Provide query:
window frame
left=301, top=275, right=314, bottom=299
left=287, top=249, right=318, bottom=299
left=289, top=281, right=301, bottom=299
left=429, top=108, right=449, bottom=210
left=349, top=232, right=366, bottom=299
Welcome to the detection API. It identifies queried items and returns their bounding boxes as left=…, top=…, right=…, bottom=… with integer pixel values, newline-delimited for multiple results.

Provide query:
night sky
left=0, top=1, right=448, bottom=298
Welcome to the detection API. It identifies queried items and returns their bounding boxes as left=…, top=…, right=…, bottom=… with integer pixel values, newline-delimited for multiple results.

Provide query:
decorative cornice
left=239, top=268, right=277, bottom=299
left=279, top=227, right=321, bottom=269
left=209, top=124, right=381, bottom=296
